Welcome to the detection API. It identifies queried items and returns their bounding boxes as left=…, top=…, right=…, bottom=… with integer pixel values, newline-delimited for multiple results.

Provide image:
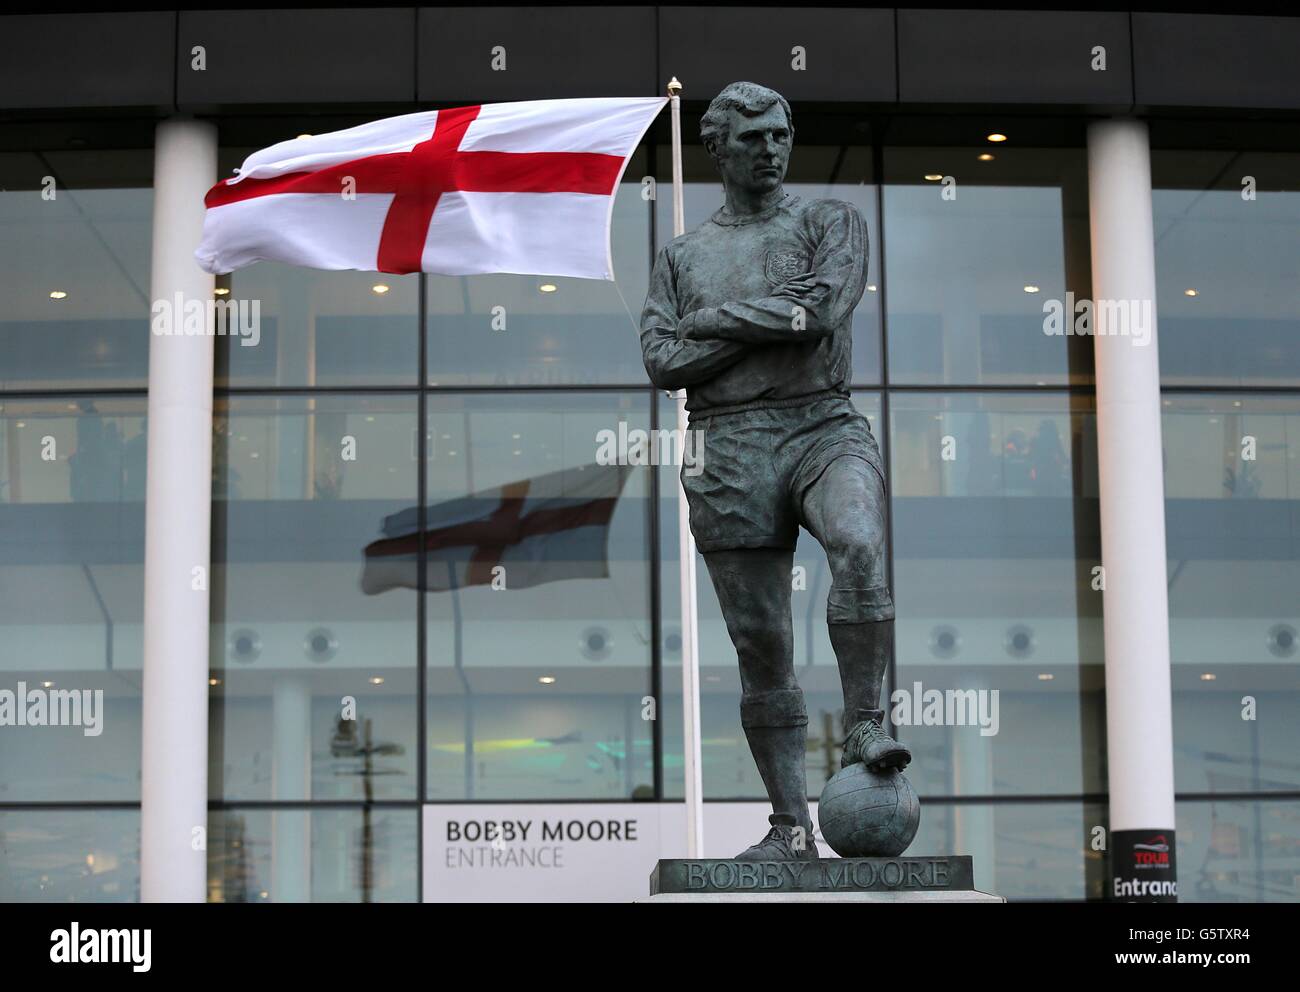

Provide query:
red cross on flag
left=194, top=97, right=666, bottom=280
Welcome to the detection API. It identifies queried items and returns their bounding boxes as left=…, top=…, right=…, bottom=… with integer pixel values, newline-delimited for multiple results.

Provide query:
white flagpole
left=667, top=77, right=704, bottom=858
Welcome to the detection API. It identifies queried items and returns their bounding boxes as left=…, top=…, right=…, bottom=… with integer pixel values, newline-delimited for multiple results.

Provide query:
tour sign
left=650, top=856, right=974, bottom=895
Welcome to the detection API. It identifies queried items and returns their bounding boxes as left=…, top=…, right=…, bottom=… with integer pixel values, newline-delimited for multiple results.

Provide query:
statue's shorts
left=682, top=393, right=887, bottom=555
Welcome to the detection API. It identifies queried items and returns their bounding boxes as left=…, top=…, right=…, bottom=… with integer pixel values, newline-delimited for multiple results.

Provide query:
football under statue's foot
left=842, top=712, right=912, bottom=772
left=734, top=813, right=819, bottom=861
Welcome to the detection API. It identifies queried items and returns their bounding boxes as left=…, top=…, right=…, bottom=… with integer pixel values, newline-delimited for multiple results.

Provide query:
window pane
left=1163, top=393, right=1300, bottom=794
left=423, top=391, right=654, bottom=800
left=0, top=151, right=153, bottom=390
left=207, top=806, right=418, bottom=902
left=889, top=392, right=1104, bottom=798
left=0, top=397, right=146, bottom=801
left=1176, top=798, right=1300, bottom=903
left=0, top=809, right=139, bottom=902
left=910, top=801, right=1105, bottom=900
left=1154, top=151, right=1300, bottom=386
left=884, top=142, right=1092, bottom=385
left=211, top=394, right=419, bottom=801
left=425, top=151, right=651, bottom=387
left=217, top=265, right=420, bottom=388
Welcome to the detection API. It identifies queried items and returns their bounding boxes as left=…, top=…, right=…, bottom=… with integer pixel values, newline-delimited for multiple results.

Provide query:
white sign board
left=423, top=802, right=834, bottom=901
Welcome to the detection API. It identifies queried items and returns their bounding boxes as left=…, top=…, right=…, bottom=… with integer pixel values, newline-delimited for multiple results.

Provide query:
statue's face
left=714, top=102, right=791, bottom=195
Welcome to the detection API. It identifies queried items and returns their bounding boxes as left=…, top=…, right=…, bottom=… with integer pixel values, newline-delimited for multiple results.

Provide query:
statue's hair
left=699, top=82, right=793, bottom=162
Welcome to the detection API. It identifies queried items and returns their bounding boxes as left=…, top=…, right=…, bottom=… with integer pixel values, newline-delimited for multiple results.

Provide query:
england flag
left=194, top=97, right=666, bottom=279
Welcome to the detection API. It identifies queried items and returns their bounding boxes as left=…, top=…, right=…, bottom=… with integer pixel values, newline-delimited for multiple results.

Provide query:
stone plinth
left=646, top=855, right=1001, bottom=902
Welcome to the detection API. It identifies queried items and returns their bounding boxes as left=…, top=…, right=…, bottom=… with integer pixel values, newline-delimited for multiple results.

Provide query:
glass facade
left=2, top=106, right=1296, bottom=904
left=1152, top=143, right=1300, bottom=904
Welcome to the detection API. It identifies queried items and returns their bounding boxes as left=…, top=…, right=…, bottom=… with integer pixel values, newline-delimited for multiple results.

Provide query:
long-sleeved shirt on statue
left=639, top=192, right=867, bottom=419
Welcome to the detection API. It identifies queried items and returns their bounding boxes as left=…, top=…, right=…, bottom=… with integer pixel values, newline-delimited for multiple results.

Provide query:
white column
left=140, top=118, right=218, bottom=903
left=1086, top=120, right=1176, bottom=840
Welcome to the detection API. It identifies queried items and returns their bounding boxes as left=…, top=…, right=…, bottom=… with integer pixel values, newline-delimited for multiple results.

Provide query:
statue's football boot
left=841, top=708, right=911, bottom=772
left=735, top=813, right=819, bottom=861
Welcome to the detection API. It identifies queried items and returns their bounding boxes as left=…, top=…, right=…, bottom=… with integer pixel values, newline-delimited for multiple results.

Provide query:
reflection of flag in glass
left=360, top=462, right=632, bottom=594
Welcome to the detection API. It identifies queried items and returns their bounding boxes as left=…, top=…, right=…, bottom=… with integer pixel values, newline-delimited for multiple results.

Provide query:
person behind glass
left=69, top=398, right=123, bottom=502
left=640, top=82, right=907, bottom=861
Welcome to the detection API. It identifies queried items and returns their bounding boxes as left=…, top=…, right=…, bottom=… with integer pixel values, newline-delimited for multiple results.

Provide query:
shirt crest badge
left=765, top=249, right=810, bottom=286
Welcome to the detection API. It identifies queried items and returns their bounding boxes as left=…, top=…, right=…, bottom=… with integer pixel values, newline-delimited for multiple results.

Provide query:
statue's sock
left=829, top=619, right=892, bottom=732
left=740, top=689, right=812, bottom=833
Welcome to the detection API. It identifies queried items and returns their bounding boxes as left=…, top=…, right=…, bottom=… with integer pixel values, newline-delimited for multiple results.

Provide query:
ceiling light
left=1184, top=288, right=1198, bottom=297
left=1199, top=673, right=1217, bottom=681
left=987, top=133, right=1008, bottom=143
left=538, top=676, right=556, bottom=685
left=372, top=284, right=390, bottom=295
left=538, top=283, right=558, bottom=293
left=978, top=153, right=995, bottom=161
left=1037, top=673, right=1054, bottom=681
left=209, top=677, right=221, bottom=687
left=369, top=676, right=385, bottom=686
left=49, top=290, right=67, bottom=300
left=1023, top=285, right=1040, bottom=294
left=214, top=287, right=230, bottom=296
left=866, top=284, right=877, bottom=292
left=924, top=173, right=943, bottom=182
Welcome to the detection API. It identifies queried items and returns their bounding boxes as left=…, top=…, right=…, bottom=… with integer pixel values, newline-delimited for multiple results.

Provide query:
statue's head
left=700, top=82, right=793, bottom=197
